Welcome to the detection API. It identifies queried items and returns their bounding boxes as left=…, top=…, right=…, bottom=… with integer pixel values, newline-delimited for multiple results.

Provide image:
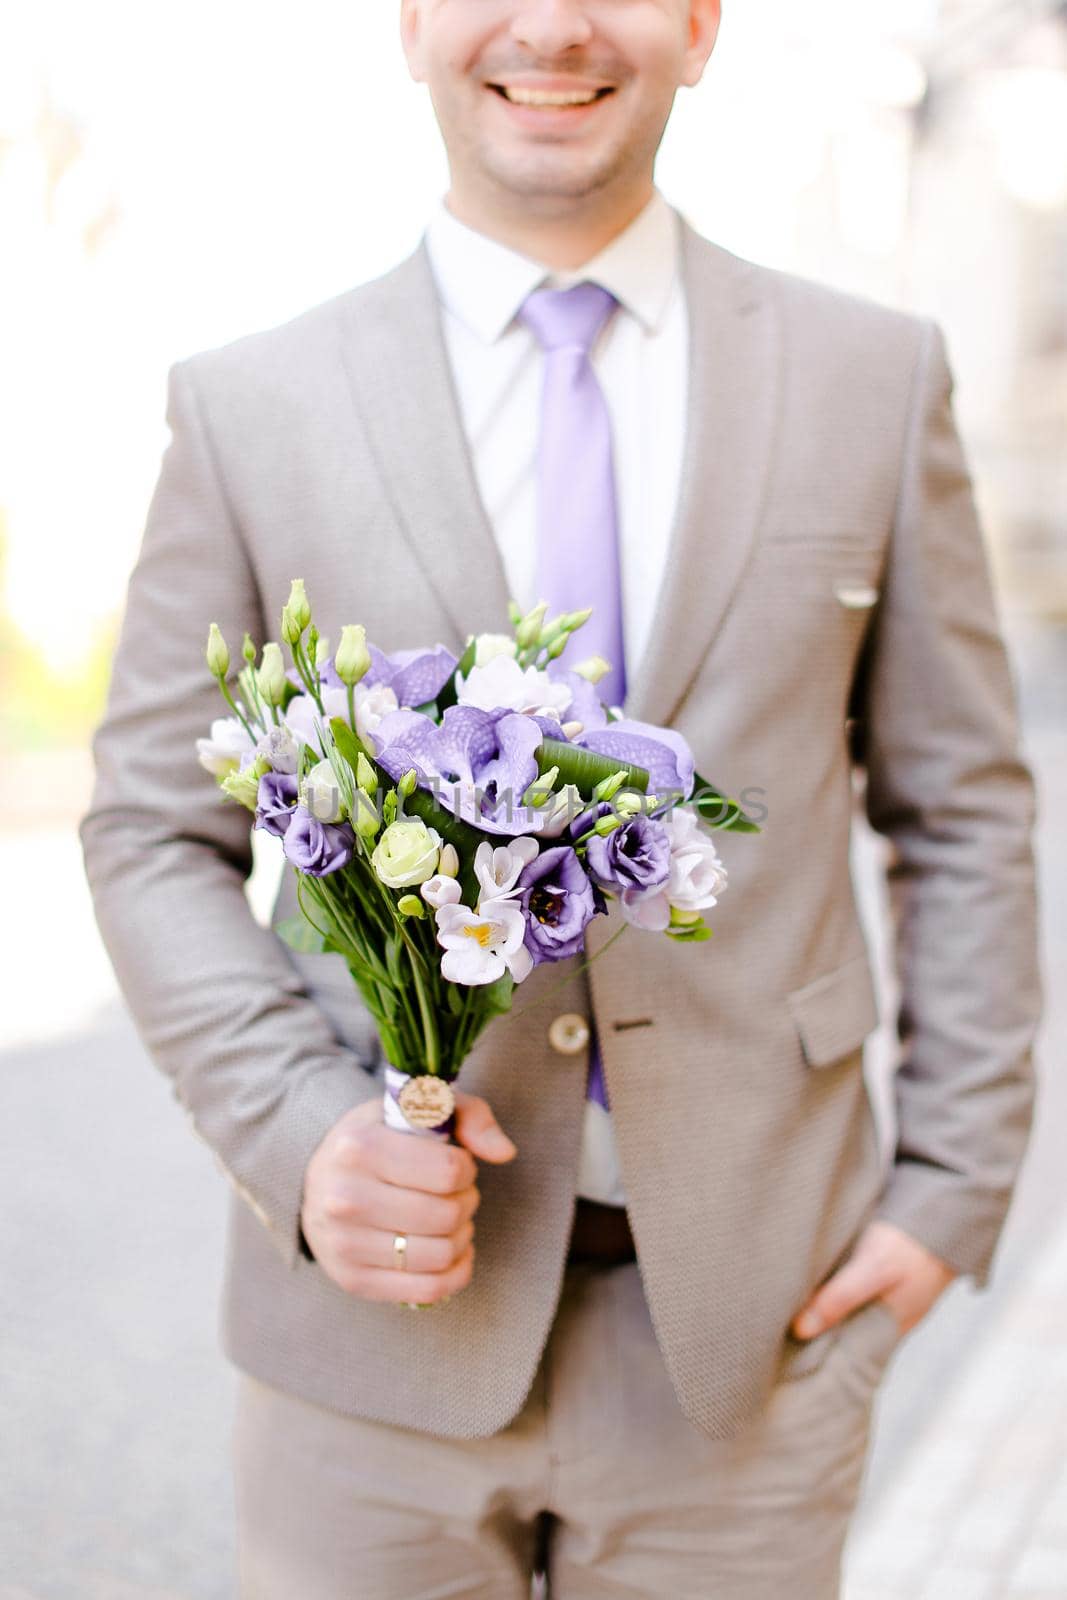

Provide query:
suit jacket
left=79, top=214, right=1042, bottom=1440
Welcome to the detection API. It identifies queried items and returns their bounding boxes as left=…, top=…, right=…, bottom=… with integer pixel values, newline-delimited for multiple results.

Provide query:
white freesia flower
left=474, top=836, right=539, bottom=902
left=456, top=655, right=572, bottom=720
left=618, top=807, right=728, bottom=930
left=354, top=681, right=399, bottom=746
left=196, top=716, right=256, bottom=777
left=473, top=632, right=518, bottom=668
left=435, top=901, right=533, bottom=985
left=527, top=783, right=586, bottom=838
left=420, top=874, right=463, bottom=909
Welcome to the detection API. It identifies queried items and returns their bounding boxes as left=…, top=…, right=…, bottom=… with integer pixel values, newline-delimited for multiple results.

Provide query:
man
left=80, top=0, right=1042, bottom=1594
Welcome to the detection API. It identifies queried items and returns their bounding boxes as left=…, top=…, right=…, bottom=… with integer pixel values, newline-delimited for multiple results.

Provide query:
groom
left=80, top=0, right=1042, bottom=1594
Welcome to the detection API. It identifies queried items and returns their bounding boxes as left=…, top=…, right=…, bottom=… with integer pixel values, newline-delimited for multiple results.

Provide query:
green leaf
left=481, top=973, right=515, bottom=1016
left=446, top=983, right=466, bottom=1017
left=386, top=931, right=406, bottom=985
left=275, top=915, right=328, bottom=954
left=667, top=924, right=713, bottom=943
left=537, top=737, right=649, bottom=799
left=689, top=768, right=761, bottom=832
left=329, top=716, right=375, bottom=779
left=437, top=636, right=477, bottom=713
left=411, top=700, right=438, bottom=718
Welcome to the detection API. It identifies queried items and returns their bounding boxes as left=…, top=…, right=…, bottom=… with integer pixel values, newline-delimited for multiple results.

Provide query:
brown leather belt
left=566, top=1197, right=636, bottom=1267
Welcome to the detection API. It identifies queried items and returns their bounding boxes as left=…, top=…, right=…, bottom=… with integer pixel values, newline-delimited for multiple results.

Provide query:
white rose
left=372, top=819, right=442, bottom=888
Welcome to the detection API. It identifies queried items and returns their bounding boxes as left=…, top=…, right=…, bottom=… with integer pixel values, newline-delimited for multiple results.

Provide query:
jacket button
left=548, top=1013, right=590, bottom=1055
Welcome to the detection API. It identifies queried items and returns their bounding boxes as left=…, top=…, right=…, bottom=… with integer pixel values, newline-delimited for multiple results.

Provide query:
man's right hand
left=299, top=1088, right=518, bottom=1304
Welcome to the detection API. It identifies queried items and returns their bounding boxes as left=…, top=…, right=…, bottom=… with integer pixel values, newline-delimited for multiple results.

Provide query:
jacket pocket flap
left=786, top=954, right=879, bottom=1069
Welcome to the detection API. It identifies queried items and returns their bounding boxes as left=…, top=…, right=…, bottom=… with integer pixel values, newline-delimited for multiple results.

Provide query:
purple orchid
left=516, top=845, right=600, bottom=965
left=575, top=719, right=696, bottom=801
left=364, top=643, right=458, bottom=708
left=254, top=772, right=299, bottom=837
left=372, top=703, right=544, bottom=834
left=573, top=802, right=671, bottom=895
left=281, top=805, right=354, bottom=876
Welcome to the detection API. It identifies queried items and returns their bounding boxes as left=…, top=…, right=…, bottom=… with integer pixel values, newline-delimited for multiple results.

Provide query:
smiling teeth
left=501, top=87, right=601, bottom=106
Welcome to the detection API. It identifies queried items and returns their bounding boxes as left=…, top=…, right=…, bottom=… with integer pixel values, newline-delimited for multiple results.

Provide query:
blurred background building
left=2, top=4, right=1065, bottom=1597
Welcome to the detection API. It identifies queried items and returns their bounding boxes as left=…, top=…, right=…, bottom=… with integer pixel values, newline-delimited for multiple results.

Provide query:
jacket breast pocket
left=786, top=954, right=880, bottom=1069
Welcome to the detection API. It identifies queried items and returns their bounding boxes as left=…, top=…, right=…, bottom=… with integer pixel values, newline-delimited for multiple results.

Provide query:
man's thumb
left=453, top=1093, right=517, bottom=1162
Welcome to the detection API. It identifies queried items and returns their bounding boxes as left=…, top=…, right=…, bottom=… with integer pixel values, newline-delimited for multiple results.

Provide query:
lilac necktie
left=518, top=279, right=624, bottom=1113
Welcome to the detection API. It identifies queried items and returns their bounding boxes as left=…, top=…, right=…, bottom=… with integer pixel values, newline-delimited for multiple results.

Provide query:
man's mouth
left=487, top=83, right=616, bottom=108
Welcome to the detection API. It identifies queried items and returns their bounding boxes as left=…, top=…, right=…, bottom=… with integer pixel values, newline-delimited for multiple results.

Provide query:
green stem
left=216, top=677, right=258, bottom=742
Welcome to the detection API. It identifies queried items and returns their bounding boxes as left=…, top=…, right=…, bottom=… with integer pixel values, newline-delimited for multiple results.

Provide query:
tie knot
left=518, top=280, right=618, bottom=354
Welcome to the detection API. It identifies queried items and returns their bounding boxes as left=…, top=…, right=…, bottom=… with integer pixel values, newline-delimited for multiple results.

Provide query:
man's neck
left=442, top=180, right=656, bottom=270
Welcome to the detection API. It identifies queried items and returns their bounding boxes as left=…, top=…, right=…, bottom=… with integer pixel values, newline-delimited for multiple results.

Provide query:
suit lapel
left=623, top=220, right=782, bottom=729
left=335, top=240, right=513, bottom=642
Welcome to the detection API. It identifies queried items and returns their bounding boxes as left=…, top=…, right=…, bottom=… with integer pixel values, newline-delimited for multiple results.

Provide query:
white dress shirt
left=423, top=186, right=689, bottom=1207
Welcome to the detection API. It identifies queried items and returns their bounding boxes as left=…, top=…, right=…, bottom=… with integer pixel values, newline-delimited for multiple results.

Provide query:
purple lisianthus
left=254, top=772, right=298, bottom=837
left=281, top=805, right=354, bottom=877
left=516, top=845, right=599, bottom=965
left=575, top=802, right=671, bottom=895
left=365, top=643, right=458, bottom=708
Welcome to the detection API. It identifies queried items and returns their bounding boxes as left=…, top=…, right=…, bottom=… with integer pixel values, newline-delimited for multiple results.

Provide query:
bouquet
left=198, top=580, right=757, bottom=1231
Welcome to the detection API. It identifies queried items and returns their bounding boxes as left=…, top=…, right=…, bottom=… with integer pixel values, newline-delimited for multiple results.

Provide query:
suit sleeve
left=858, top=317, right=1042, bottom=1288
left=79, top=357, right=382, bottom=1272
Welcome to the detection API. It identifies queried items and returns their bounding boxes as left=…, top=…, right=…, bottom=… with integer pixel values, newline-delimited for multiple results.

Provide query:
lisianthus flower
left=435, top=901, right=533, bottom=985
left=284, top=681, right=399, bottom=754
left=196, top=715, right=256, bottom=777
left=281, top=805, right=354, bottom=876
left=577, top=804, right=671, bottom=896
left=255, top=724, right=300, bottom=774
left=516, top=845, right=599, bottom=965
left=254, top=772, right=298, bottom=837
left=618, top=806, right=728, bottom=930
left=473, top=836, right=540, bottom=902
left=456, top=655, right=572, bottom=721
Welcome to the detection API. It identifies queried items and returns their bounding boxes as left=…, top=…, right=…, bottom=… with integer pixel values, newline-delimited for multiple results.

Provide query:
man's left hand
left=790, top=1220, right=958, bottom=1341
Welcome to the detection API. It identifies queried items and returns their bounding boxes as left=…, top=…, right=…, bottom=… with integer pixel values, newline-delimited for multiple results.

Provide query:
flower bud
left=523, top=767, right=558, bottom=809
left=397, top=894, right=426, bottom=918
left=356, top=752, right=378, bottom=793
left=257, top=642, right=288, bottom=706
left=301, top=759, right=346, bottom=824
left=593, top=768, right=629, bottom=803
left=314, top=634, right=331, bottom=669
left=670, top=906, right=703, bottom=928
left=286, top=578, right=312, bottom=635
left=564, top=607, right=593, bottom=633
left=398, top=768, right=418, bottom=800
left=545, top=634, right=568, bottom=660
left=220, top=754, right=270, bottom=810
left=507, top=599, right=523, bottom=627
left=335, top=623, right=371, bottom=686
left=437, top=842, right=460, bottom=878
left=351, top=788, right=381, bottom=839
left=560, top=720, right=584, bottom=739
left=572, top=655, right=611, bottom=685
left=205, top=623, right=230, bottom=678
left=241, top=632, right=257, bottom=666
left=515, top=601, right=548, bottom=649
left=614, top=792, right=646, bottom=819
left=593, top=813, right=623, bottom=837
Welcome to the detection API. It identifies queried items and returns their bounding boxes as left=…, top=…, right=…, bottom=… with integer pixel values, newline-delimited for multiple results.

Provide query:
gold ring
left=392, top=1232, right=408, bottom=1271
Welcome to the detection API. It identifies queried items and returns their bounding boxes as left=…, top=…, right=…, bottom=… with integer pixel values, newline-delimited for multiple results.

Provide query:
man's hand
left=790, top=1220, right=958, bottom=1341
left=300, top=1088, right=517, bottom=1304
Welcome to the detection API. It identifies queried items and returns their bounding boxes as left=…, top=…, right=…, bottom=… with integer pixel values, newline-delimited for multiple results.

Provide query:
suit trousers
left=231, top=1257, right=902, bottom=1599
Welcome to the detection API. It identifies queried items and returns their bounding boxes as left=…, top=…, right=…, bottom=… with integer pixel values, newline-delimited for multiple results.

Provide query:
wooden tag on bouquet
left=397, top=1074, right=456, bottom=1130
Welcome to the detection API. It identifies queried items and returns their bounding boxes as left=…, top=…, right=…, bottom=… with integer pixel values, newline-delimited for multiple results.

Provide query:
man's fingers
left=322, top=1171, right=481, bottom=1237
left=452, top=1091, right=517, bottom=1163
left=348, top=1123, right=478, bottom=1195
left=337, top=1240, right=476, bottom=1304
left=337, top=1219, right=475, bottom=1275
left=792, top=1257, right=888, bottom=1338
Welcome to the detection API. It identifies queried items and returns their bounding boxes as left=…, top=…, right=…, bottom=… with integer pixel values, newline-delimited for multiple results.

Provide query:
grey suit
left=80, top=214, right=1041, bottom=1449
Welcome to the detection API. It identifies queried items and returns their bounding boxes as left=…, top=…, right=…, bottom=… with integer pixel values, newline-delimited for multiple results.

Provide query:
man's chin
left=480, top=153, right=623, bottom=206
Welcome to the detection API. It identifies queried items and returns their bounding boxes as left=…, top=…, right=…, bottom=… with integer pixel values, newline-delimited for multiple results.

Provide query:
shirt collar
left=423, top=187, right=680, bottom=345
